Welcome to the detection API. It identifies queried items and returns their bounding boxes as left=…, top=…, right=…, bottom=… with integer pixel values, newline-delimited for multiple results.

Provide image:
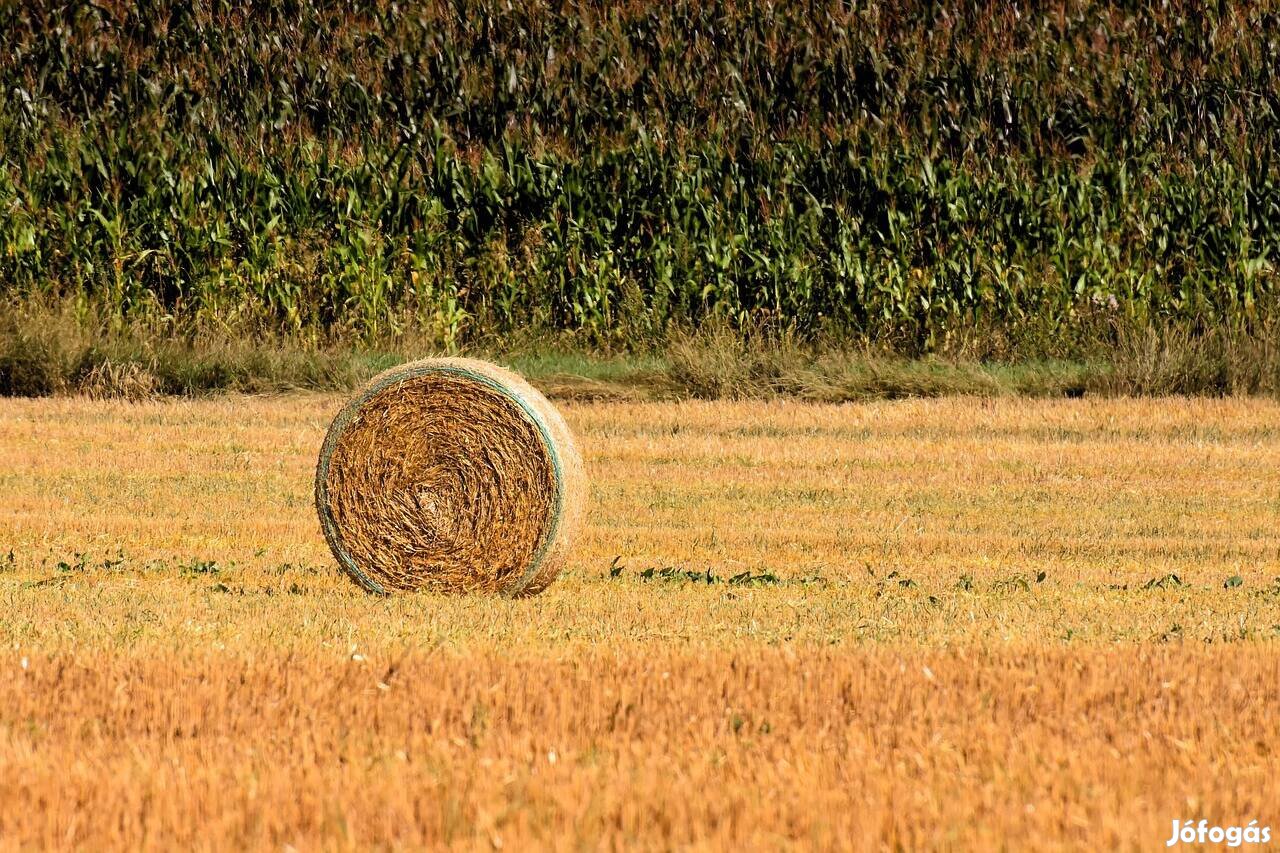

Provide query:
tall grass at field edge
left=4, top=298, right=1279, bottom=400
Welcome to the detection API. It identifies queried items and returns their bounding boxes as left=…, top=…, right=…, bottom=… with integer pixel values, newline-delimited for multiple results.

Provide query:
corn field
left=2, top=1, right=1279, bottom=349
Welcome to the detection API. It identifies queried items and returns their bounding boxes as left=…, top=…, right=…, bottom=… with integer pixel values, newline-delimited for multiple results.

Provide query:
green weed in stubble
left=992, top=571, right=1048, bottom=593
left=866, top=565, right=918, bottom=594
left=609, top=559, right=782, bottom=587
left=1142, top=574, right=1184, bottom=590
left=55, top=552, right=127, bottom=573
left=181, top=559, right=221, bottom=576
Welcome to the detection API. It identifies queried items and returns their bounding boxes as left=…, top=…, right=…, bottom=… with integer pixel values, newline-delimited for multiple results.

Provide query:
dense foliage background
left=2, top=0, right=1278, bottom=351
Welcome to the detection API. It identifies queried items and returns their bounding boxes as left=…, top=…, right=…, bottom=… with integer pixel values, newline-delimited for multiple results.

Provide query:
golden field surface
left=1, top=394, right=1279, bottom=850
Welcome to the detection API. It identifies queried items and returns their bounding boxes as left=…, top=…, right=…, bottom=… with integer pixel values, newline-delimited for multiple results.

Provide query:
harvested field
left=1, top=395, right=1278, bottom=849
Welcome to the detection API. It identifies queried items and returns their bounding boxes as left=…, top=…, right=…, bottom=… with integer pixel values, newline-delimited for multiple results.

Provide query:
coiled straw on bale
left=314, top=358, right=585, bottom=596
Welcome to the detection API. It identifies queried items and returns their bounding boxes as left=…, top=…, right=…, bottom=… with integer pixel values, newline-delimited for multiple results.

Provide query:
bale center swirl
left=324, top=372, right=558, bottom=594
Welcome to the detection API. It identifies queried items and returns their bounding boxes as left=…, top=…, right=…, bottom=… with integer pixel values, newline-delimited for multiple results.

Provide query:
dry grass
left=2, top=394, right=1279, bottom=849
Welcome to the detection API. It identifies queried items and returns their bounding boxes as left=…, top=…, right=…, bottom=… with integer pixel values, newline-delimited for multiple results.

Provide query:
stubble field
left=1, top=394, right=1278, bottom=850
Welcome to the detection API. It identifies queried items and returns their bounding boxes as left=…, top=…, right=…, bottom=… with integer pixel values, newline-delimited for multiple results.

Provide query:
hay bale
left=314, top=357, right=586, bottom=596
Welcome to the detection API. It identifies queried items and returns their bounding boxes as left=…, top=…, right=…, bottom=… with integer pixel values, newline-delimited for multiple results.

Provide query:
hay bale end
left=315, top=358, right=585, bottom=596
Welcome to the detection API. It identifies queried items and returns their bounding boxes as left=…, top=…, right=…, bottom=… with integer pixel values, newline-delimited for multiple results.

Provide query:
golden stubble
left=1, top=394, right=1278, bottom=850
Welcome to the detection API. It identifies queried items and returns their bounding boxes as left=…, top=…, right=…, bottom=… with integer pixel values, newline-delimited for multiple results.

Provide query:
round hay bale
left=314, top=357, right=586, bottom=596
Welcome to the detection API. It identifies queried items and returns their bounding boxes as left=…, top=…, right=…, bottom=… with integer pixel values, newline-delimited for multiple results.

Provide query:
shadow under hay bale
left=315, top=358, right=586, bottom=596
